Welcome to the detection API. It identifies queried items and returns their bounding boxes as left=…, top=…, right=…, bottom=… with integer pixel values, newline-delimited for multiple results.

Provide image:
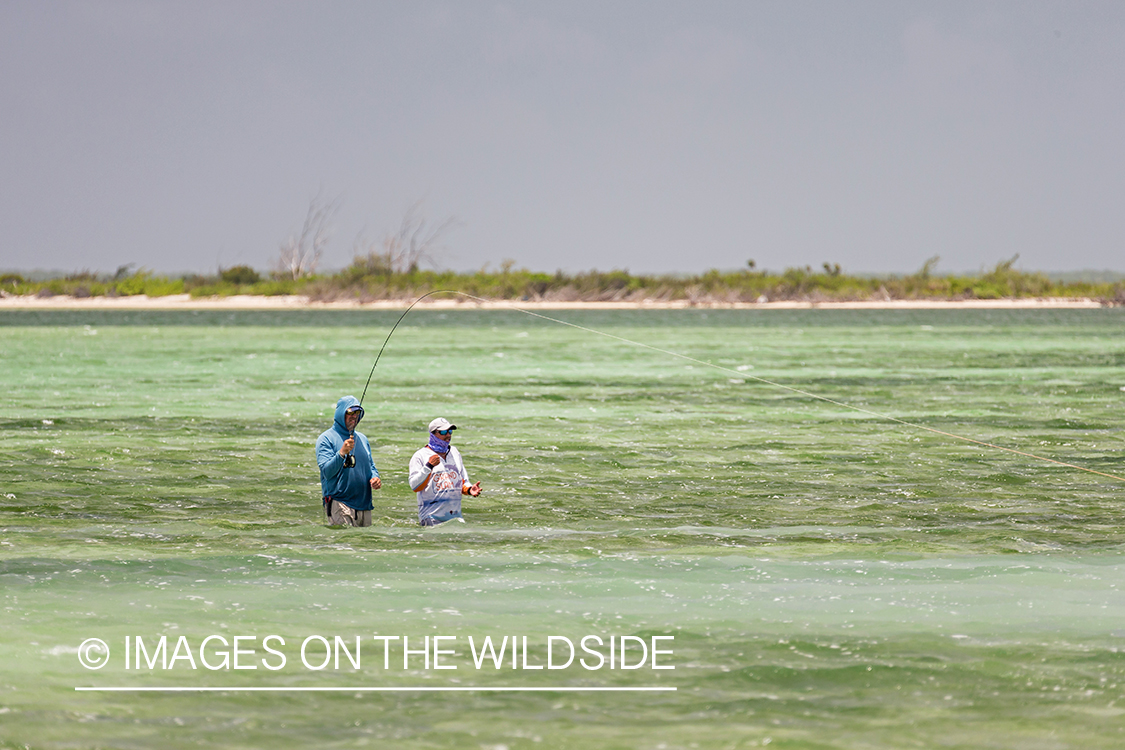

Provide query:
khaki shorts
left=329, top=500, right=371, bottom=527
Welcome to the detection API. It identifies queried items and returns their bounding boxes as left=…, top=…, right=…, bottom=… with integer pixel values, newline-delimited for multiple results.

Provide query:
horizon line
left=5, top=265, right=1125, bottom=279
left=76, top=686, right=677, bottom=692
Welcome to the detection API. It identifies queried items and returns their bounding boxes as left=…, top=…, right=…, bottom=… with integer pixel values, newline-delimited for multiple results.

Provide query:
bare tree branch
left=275, top=194, right=341, bottom=280
left=352, top=200, right=461, bottom=275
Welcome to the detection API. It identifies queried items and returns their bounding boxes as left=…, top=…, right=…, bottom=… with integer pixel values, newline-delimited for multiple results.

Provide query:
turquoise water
left=2, top=308, right=1124, bottom=748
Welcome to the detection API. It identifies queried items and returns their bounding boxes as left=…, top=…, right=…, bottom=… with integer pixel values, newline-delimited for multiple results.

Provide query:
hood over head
left=334, top=396, right=364, bottom=433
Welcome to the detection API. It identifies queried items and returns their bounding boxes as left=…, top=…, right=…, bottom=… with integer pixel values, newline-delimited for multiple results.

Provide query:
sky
left=2, top=1, right=1123, bottom=276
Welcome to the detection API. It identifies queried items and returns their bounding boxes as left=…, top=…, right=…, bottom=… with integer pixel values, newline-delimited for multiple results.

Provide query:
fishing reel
left=343, top=428, right=357, bottom=468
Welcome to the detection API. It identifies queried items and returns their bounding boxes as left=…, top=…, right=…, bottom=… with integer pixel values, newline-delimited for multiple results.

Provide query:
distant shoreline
left=0, top=293, right=1111, bottom=310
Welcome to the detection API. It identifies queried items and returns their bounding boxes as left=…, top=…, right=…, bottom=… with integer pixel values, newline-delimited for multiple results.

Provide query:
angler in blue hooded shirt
left=316, top=396, right=381, bottom=526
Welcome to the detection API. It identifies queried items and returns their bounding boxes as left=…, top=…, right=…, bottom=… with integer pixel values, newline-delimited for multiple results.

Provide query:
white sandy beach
left=0, top=293, right=1110, bottom=311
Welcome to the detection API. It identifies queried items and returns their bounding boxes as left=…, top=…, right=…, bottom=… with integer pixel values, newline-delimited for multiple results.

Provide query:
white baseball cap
left=428, top=417, right=457, bottom=433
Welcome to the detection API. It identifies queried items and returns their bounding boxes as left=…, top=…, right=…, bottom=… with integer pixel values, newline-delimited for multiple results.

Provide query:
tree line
left=3, top=255, right=1124, bottom=304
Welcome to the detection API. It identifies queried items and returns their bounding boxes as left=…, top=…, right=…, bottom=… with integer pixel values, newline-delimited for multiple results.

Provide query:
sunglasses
left=436, top=429, right=453, bottom=436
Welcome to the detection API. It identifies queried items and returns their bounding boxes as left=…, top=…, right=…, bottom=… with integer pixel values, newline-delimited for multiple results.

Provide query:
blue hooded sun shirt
left=316, top=396, right=380, bottom=511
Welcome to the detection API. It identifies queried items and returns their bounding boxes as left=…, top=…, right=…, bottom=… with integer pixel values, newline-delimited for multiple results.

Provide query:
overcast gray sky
left=2, top=1, right=1123, bottom=276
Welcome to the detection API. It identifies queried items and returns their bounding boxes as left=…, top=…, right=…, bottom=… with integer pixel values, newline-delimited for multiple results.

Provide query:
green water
left=2, top=308, right=1124, bottom=748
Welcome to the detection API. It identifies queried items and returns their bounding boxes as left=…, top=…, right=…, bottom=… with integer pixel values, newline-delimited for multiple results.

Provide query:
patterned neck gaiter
left=428, top=433, right=450, bottom=454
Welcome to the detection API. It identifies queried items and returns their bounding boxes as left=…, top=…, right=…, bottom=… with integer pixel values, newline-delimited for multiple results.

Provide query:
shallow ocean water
left=1, top=308, right=1124, bottom=748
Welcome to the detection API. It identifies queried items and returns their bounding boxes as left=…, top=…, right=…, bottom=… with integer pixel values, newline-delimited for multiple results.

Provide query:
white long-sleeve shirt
left=409, top=445, right=470, bottom=524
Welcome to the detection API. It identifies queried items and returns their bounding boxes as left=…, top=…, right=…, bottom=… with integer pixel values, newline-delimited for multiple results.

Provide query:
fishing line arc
left=358, top=290, right=1125, bottom=484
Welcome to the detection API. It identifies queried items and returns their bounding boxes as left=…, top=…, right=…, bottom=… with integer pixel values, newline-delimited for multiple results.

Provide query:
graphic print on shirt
left=431, top=468, right=461, bottom=495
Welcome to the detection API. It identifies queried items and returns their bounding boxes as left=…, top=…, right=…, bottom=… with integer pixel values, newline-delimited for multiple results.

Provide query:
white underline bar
left=75, top=686, right=676, bottom=692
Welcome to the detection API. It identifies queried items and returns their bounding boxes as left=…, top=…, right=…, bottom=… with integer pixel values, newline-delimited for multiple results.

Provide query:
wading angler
left=316, top=396, right=382, bottom=526
left=409, top=417, right=482, bottom=526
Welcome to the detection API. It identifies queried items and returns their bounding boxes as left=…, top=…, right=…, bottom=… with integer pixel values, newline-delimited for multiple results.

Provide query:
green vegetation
left=0, top=268, right=185, bottom=299
left=218, top=264, right=261, bottom=285
left=3, top=255, right=1124, bottom=303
